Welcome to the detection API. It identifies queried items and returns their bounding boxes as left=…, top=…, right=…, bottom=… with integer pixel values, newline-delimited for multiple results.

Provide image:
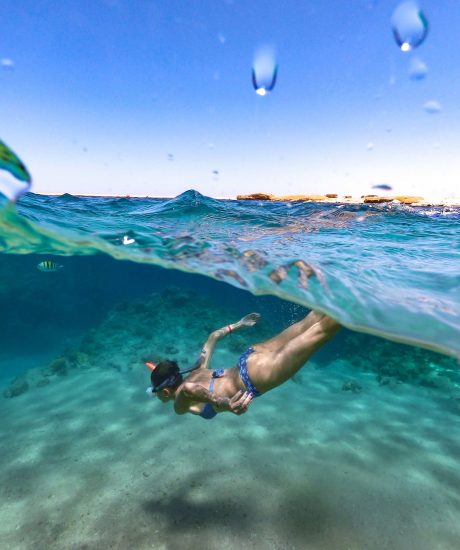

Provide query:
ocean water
left=1, top=190, right=460, bottom=549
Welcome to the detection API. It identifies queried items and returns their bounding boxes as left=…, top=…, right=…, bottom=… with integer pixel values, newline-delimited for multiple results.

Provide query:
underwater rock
left=339, top=332, right=460, bottom=392
left=377, top=376, right=399, bottom=390
left=48, top=357, right=68, bottom=376
left=36, top=378, right=50, bottom=388
left=342, top=380, right=363, bottom=394
left=3, top=376, right=29, bottom=398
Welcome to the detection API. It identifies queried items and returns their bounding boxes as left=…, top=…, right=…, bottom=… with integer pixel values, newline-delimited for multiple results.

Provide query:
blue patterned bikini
left=238, top=347, right=262, bottom=397
left=200, top=368, right=225, bottom=419
left=199, top=348, right=262, bottom=420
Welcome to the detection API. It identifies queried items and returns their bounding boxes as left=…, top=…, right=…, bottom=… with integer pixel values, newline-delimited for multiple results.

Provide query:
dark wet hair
left=150, top=360, right=182, bottom=390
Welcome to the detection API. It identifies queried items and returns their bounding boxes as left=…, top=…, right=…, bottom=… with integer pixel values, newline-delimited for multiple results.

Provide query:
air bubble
left=252, top=47, right=278, bottom=96
left=409, top=57, right=428, bottom=80
left=391, top=1, right=429, bottom=52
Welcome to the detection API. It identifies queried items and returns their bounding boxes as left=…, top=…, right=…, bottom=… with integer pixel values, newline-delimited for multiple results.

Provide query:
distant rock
left=279, top=194, right=328, bottom=201
left=325, top=193, right=338, bottom=198
left=393, top=195, right=424, bottom=204
left=236, top=193, right=274, bottom=200
left=363, top=196, right=393, bottom=203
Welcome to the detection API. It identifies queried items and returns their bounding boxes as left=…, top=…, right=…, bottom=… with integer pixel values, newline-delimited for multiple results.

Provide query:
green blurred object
left=0, top=140, right=32, bottom=183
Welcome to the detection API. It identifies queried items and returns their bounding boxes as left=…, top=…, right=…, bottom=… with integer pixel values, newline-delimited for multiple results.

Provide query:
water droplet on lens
left=372, top=183, right=393, bottom=191
left=391, top=1, right=429, bottom=51
left=252, top=46, right=278, bottom=96
left=1, top=58, right=14, bottom=70
left=409, top=56, right=428, bottom=80
left=423, top=100, right=441, bottom=114
left=366, top=142, right=374, bottom=151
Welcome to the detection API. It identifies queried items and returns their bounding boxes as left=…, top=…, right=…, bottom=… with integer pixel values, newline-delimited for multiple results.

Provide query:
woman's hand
left=228, top=390, right=253, bottom=415
left=239, top=312, right=261, bottom=327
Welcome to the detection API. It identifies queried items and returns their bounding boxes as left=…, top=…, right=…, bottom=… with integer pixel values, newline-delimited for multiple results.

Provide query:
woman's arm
left=196, top=312, right=261, bottom=370
left=174, top=383, right=253, bottom=415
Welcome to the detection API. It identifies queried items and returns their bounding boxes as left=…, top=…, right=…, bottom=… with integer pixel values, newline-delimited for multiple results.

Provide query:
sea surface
left=1, top=190, right=460, bottom=549
left=1, top=190, right=459, bottom=355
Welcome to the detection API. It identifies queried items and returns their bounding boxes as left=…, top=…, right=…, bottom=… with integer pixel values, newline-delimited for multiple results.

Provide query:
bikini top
left=200, top=368, right=225, bottom=420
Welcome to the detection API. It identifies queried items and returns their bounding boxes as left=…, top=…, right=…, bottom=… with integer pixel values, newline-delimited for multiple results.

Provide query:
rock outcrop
left=236, top=193, right=274, bottom=200
left=236, top=193, right=428, bottom=205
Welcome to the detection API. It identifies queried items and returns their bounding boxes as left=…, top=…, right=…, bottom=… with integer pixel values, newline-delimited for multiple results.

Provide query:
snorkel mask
left=145, top=360, right=198, bottom=396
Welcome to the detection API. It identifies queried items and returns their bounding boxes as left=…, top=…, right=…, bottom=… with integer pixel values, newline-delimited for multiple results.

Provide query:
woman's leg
left=253, top=310, right=324, bottom=352
left=248, top=314, right=340, bottom=393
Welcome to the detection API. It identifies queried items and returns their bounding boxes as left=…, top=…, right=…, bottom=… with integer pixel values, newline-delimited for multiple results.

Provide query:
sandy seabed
left=1, top=350, right=459, bottom=550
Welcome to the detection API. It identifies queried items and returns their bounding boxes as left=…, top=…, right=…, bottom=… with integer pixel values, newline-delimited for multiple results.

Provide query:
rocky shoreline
left=235, top=193, right=460, bottom=207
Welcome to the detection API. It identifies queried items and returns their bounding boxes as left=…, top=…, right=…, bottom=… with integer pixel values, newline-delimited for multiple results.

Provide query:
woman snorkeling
left=146, top=310, right=341, bottom=419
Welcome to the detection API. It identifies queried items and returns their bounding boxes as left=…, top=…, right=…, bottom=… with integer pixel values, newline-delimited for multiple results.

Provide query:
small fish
left=372, top=184, right=393, bottom=191
left=37, top=260, right=63, bottom=272
left=0, top=140, right=32, bottom=183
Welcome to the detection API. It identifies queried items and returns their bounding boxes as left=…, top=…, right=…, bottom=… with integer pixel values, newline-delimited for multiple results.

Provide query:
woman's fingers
left=230, top=391, right=253, bottom=414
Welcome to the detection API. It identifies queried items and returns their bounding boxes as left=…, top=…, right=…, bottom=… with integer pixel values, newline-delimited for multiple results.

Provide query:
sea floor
left=1, top=345, right=460, bottom=550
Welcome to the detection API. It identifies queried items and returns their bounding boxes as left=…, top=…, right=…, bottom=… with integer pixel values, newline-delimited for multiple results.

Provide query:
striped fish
left=0, top=140, right=32, bottom=183
left=37, top=260, right=63, bottom=272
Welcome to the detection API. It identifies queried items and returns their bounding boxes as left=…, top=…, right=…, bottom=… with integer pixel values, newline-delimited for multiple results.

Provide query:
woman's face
left=157, top=388, right=174, bottom=402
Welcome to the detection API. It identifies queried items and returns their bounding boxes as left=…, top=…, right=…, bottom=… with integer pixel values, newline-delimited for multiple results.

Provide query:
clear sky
left=1, top=0, right=459, bottom=199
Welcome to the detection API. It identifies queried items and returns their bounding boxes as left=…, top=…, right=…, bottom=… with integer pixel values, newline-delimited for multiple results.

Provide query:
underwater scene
left=1, top=192, right=459, bottom=549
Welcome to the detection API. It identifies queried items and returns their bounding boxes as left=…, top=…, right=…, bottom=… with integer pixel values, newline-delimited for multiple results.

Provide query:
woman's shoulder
left=186, top=368, right=212, bottom=383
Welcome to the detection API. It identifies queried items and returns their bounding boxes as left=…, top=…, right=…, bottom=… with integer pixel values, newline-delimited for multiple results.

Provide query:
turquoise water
left=2, top=190, right=459, bottom=356
left=1, top=191, right=460, bottom=548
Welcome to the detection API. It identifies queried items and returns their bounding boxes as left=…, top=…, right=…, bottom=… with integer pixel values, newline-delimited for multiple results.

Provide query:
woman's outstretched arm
left=194, top=312, right=261, bottom=370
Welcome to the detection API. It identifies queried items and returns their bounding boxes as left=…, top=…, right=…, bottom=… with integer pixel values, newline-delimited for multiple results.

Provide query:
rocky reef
left=339, top=331, right=460, bottom=392
left=3, top=286, right=275, bottom=397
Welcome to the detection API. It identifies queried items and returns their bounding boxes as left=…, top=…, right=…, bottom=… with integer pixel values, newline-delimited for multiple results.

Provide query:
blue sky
left=1, top=0, right=459, bottom=199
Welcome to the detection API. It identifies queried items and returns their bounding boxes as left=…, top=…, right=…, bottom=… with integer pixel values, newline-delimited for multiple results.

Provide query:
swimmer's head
left=147, top=359, right=182, bottom=401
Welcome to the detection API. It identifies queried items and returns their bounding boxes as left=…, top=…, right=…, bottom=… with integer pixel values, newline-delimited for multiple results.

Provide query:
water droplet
left=423, top=100, right=441, bottom=114
left=1, top=58, right=14, bottom=70
left=252, top=46, right=278, bottom=95
left=366, top=142, right=374, bottom=151
left=409, top=56, right=428, bottom=80
left=391, top=1, right=429, bottom=51
left=372, top=183, right=393, bottom=191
